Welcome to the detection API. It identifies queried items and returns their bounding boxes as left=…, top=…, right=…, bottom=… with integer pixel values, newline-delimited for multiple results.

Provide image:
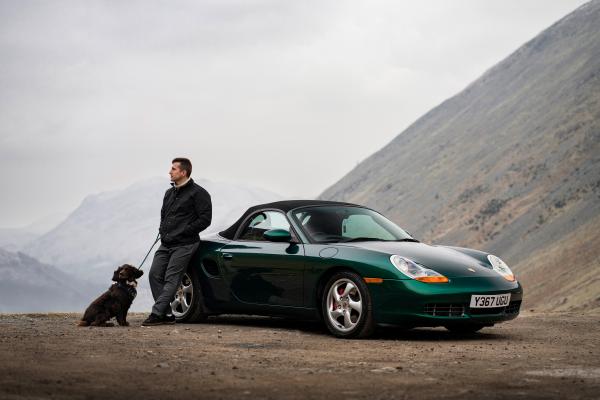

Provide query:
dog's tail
left=76, top=320, right=90, bottom=327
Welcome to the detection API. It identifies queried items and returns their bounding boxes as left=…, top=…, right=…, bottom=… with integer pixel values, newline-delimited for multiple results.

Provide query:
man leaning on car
left=142, top=157, right=212, bottom=326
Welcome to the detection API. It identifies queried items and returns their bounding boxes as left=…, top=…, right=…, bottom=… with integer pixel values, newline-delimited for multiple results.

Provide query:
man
left=142, top=158, right=212, bottom=326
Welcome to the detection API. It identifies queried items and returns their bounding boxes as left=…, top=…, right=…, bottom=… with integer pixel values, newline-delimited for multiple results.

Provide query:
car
left=170, top=200, right=523, bottom=338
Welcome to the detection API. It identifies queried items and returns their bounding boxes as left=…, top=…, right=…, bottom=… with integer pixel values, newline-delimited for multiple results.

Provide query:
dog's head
left=112, top=264, right=144, bottom=284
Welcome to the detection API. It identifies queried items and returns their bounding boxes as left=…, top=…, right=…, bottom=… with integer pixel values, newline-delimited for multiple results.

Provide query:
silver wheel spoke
left=332, top=286, right=342, bottom=302
left=349, top=299, right=362, bottom=314
left=182, top=284, right=193, bottom=294
left=342, top=282, right=356, bottom=297
left=343, top=310, right=353, bottom=328
left=180, top=299, right=189, bottom=313
left=330, top=308, right=344, bottom=319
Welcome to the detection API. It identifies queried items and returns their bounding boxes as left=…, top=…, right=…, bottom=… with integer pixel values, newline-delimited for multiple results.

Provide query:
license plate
left=470, top=293, right=511, bottom=308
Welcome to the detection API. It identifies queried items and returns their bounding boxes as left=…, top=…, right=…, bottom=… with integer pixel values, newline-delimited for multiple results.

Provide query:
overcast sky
left=0, top=0, right=588, bottom=229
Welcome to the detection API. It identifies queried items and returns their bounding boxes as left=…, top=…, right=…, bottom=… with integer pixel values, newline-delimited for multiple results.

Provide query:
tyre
left=321, top=271, right=375, bottom=338
left=445, top=324, right=486, bottom=334
left=170, top=267, right=208, bottom=323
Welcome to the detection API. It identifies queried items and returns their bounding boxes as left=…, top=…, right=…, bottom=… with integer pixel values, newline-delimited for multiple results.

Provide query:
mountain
left=320, top=1, right=600, bottom=311
left=0, top=248, right=91, bottom=312
left=0, top=228, right=39, bottom=252
left=0, top=213, right=67, bottom=252
left=23, top=178, right=282, bottom=299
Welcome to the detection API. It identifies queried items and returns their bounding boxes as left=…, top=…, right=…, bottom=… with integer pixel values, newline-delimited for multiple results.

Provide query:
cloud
left=0, top=0, right=588, bottom=227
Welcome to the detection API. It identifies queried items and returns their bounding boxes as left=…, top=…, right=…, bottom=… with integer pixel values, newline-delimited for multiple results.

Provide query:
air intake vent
left=468, top=300, right=522, bottom=316
left=423, top=304, right=465, bottom=317
left=202, top=258, right=221, bottom=277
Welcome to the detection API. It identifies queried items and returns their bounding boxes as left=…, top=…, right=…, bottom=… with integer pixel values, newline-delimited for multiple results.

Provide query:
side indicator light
left=415, top=276, right=449, bottom=283
left=364, top=277, right=384, bottom=284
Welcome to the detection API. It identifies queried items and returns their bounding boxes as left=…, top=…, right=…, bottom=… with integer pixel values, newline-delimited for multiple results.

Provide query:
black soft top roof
left=218, top=200, right=360, bottom=239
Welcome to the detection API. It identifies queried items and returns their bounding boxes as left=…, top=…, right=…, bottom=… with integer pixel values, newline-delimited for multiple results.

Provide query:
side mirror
left=264, top=229, right=293, bottom=243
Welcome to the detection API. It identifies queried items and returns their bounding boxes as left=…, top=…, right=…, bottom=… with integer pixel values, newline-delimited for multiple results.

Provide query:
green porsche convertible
left=170, top=200, right=523, bottom=338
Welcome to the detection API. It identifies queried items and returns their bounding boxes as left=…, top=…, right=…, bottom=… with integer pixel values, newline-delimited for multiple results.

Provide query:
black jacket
left=159, top=178, right=212, bottom=246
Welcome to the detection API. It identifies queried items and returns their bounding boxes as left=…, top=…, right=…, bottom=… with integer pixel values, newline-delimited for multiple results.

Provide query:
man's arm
left=186, top=189, right=212, bottom=234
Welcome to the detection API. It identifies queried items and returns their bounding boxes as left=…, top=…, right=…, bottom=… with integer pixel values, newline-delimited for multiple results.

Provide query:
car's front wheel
left=322, top=271, right=375, bottom=338
left=170, top=267, right=208, bottom=323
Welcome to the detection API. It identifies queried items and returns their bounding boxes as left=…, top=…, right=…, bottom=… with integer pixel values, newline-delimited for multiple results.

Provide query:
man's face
left=169, top=162, right=187, bottom=182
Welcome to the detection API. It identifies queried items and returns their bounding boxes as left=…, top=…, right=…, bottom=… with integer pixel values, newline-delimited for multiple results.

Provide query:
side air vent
left=202, top=258, right=221, bottom=277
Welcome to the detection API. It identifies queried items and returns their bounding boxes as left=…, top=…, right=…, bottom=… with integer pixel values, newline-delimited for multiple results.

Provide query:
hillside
left=320, top=1, right=600, bottom=311
left=0, top=248, right=90, bottom=312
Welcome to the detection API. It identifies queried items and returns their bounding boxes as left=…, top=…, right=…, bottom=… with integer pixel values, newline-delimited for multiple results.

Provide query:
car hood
left=343, top=241, right=498, bottom=278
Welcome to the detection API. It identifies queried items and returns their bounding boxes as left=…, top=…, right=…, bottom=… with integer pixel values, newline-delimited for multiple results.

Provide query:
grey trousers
left=148, top=242, right=199, bottom=316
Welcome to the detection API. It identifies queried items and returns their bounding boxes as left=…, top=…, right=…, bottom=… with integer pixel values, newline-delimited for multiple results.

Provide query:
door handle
left=222, top=253, right=233, bottom=260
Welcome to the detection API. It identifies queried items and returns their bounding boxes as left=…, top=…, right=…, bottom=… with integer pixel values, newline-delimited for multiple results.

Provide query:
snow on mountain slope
left=24, top=177, right=282, bottom=283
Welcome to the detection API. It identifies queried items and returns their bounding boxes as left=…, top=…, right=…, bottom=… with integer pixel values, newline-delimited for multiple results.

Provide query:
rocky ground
left=1, top=311, right=599, bottom=400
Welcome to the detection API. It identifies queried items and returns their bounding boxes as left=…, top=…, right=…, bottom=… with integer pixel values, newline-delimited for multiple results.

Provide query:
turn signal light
left=363, top=277, right=384, bottom=284
left=415, top=276, right=449, bottom=283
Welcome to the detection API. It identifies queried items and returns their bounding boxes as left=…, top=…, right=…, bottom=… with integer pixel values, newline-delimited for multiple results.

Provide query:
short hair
left=172, top=157, right=192, bottom=177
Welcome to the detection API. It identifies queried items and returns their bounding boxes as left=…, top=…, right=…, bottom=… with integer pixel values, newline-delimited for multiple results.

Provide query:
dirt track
left=1, top=311, right=599, bottom=400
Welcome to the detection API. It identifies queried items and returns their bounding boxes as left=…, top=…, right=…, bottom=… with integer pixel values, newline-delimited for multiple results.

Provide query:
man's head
left=170, top=157, right=192, bottom=185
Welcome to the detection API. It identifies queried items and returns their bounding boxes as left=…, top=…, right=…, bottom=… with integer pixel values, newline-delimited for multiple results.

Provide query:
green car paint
left=182, top=201, right=522, bottom=332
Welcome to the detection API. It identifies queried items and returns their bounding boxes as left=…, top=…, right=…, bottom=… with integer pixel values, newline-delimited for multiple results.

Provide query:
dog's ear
left=135, top=269, right=144, bottom=278
left=112, top=266, right=123, bottom=282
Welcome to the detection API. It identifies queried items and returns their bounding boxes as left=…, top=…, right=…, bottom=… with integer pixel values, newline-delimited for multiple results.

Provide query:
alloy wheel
left=326, top=278, right=363, bottom=333
left=170, top=273, right=194, bottom=318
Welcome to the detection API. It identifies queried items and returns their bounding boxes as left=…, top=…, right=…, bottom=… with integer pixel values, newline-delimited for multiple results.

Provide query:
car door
left=220, top=210, right=305, bottom=307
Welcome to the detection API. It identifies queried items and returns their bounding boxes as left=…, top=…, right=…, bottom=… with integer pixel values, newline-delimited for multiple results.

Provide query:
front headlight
left=390, top=255, right=448, bottom=283
left=487, top=255, right=515, bottom=281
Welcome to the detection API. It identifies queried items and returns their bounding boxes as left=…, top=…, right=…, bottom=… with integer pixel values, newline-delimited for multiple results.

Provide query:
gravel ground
left=0, top=311, right=599, bottom=400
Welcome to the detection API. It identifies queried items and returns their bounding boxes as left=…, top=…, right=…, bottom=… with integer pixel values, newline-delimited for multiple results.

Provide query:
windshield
left=293, top=206, right=415, bottom=244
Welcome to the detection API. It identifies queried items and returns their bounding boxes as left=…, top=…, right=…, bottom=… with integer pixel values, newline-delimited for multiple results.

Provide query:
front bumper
left=369, top=277, right=523, bottom=326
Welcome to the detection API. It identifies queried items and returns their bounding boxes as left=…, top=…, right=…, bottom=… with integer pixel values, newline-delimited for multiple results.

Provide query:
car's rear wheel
left=445, top=324, right=486, bottom=334
left=322, top=271, right=375, bottom=338
left=170, top=267, right=208, bottom=323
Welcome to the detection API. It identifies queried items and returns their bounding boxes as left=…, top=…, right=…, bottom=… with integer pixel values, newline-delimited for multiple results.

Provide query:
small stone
left=156, top=362, right=169, bottom=368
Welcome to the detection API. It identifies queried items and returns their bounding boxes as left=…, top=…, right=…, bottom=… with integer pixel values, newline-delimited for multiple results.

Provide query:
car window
left=342, top=214, right=396, bottom=240
left=238, top=211, right=291, bottom=241
left=293, top=206, right=413, bottom=243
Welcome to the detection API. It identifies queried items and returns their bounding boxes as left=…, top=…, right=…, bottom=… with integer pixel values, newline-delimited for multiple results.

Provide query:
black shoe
left=142, top=313, right=165, bottom=326
left=164, top=314, right=176, bottom=324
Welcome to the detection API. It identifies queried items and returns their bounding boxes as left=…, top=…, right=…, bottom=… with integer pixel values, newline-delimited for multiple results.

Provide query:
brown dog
left=78, top=264, right=143, bottom=327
